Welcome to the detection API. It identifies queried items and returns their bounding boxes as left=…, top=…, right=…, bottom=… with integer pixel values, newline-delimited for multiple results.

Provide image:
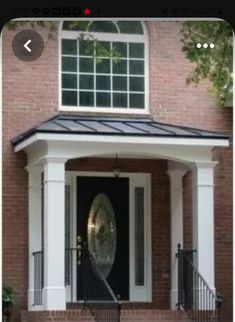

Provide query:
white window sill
left=59, top=106, right=150, bottom=115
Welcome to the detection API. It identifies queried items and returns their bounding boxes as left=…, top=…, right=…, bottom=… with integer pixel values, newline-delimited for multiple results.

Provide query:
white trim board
left=65, top=171, right=152, bottom=302
left=14, top=132, right=229, bottom=153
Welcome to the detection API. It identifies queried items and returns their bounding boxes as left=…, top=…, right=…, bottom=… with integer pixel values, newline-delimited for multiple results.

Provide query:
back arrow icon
left=24, top=39, right=32, bottom=52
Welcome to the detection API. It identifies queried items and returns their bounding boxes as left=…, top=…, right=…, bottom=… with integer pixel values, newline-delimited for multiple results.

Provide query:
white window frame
left=59, top=21, right=149, bottom=114
left=65, top=171, right=152, bottom=303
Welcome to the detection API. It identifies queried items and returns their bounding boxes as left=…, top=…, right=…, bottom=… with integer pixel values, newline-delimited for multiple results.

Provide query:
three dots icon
left=196, top=43, right=215, bottom=49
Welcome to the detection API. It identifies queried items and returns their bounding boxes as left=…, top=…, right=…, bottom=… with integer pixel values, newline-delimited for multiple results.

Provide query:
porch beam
left=192, top=161, right=217, bottom=289
left=27, top=165, right=42, bottom=310
left=42, top=157, right=67, bottom=310
left=168, top=163, right=187, bottom=309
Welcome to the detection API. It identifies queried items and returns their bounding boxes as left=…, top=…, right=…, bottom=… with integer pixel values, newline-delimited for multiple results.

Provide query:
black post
left=177, top=243, right=182, bottom=309
left=117, top=300, right=121, bottom=322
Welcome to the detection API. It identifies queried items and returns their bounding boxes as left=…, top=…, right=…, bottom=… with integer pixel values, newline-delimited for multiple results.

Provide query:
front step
left=21, top=309, right=190, bottom=322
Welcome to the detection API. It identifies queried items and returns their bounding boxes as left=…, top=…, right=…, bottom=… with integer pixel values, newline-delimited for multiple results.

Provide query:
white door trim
left=65, top=171, right=152, bottom=302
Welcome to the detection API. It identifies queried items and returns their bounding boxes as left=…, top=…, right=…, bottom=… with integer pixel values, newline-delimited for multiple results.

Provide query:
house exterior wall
left=2, top=21, right=232, bottom=322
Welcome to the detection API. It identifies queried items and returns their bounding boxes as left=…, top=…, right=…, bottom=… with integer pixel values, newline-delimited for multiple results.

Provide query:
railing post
left=117, top=300, right=121, bottom=322
left=167, top=165, right=187, bottom=309
left=177, top=243, right=182, bottom=309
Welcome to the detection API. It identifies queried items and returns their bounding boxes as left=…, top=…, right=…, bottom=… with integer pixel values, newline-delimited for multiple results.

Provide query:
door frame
left=65, top=171, right=152, bottom=302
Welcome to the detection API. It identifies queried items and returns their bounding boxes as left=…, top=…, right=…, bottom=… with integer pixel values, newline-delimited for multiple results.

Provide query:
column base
left=42, top=287, right=66, bottom=310
left=170, top=289, right=178, bottom=310
left=28, top=289, right=43, bottom=311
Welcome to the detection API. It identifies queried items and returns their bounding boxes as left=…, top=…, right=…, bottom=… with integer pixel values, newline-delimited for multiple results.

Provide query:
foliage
left=6, top=21, right=121, bottom=62
left=181, top=21, right=233, bottom=107
left=2, top=285, right=17, bottom=322
left=2, top=284, right=16, bottom=307
left=6, top=21, right=57, bottom=40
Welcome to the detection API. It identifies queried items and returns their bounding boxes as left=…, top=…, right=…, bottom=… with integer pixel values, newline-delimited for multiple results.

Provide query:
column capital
left=25, top=164, right=43, bottom=173
left=42, top=156, right=68, bottom=165
left=167, top=161, right=189, bottom=179
left=192, top=161, right=217, bottom=187
left=191, top=161, right=218, bottom=170
left=43, top=157, right=66, bottom=184
left=167, top=168, right=187, bottom=179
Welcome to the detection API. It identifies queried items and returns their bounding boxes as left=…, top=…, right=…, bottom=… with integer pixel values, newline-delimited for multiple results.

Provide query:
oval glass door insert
left=87, top=193, right=117, bottom=278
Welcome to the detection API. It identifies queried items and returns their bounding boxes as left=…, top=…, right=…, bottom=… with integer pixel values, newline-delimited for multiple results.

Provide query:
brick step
left=121, top=310, right=189, bottom=321
left=21, top=309, right=190, bottom=322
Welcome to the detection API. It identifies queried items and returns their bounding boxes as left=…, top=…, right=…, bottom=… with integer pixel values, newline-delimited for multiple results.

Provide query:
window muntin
left=61, top=21, right=147, bottom=111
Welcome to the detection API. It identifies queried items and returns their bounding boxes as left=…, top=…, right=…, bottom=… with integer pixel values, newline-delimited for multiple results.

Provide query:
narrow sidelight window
left=135, top=187, right=145, bottom=286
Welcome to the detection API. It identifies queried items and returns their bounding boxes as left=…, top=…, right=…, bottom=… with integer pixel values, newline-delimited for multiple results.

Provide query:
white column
left=168, top=166, right=187, bottom=309
left=42, top=157, right=67, bottom=310
left=192, top=161, right=217, bottom=290
left=27, top=165, right=42, bottom=310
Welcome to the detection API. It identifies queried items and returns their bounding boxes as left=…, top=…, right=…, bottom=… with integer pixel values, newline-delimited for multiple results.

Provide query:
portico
left=11, top=115, right=228, bottom=312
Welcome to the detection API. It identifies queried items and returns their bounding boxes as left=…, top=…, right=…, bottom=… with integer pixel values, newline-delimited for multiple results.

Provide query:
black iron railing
left=177, top=243, right=222, bottom=322
left=82, top=246, right=121, bottom=322
left=33, top=247, right=120, bottom=322
left=32, top=251, right=43, bottom=305
left=32, top=248, right=76, bottom=305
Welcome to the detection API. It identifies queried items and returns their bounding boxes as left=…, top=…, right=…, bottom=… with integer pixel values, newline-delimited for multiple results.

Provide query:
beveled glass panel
left=88, top=193, right=117, bottom=278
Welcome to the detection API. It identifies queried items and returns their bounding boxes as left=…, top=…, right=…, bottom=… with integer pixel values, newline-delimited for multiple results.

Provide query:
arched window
left=60, top=20, right=148, bottom=112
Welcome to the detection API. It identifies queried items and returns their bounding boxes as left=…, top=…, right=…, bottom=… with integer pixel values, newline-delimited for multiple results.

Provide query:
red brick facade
left=2, top=21, right=232, bottom=322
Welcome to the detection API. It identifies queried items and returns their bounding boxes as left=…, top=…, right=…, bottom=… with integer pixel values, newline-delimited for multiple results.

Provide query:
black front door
left=76, top=176, right=129, bottom=301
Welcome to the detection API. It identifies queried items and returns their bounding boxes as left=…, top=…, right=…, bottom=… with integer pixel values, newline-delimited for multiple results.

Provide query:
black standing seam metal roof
left=11, top=114, right=229, bottom=146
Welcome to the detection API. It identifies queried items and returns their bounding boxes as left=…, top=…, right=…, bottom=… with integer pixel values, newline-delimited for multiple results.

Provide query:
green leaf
left=181, top=21, right=233, bottom=107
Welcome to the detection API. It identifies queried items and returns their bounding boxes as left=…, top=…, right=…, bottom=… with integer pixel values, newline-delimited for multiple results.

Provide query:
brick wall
left=2, top=21, right=232, bottom=322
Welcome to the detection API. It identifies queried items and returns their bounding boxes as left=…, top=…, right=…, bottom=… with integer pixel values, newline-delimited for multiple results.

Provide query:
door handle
left=77, top=235, right=82, bottom=265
